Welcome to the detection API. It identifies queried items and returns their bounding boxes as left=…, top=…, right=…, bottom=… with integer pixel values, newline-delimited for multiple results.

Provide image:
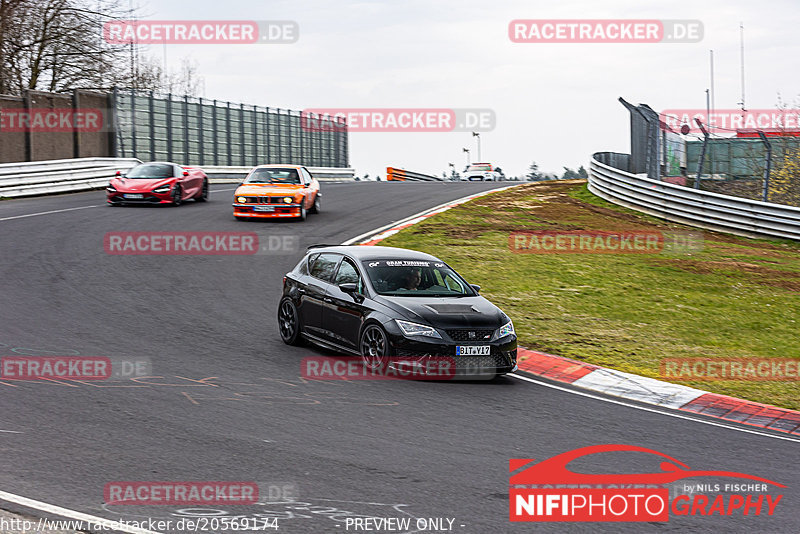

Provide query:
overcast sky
left=142, top=0, right=800, bottom=178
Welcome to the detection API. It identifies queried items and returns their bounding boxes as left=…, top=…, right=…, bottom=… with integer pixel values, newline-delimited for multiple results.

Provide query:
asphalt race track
left=0, top=182, right=798, bottom=534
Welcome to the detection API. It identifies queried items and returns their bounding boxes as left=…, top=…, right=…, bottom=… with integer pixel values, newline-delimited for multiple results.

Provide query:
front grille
left=116, top=195, right=159, bottom=203
left=396, top=348, right=449, bottom=358
left=446, top=328, right=494, bottom=342
left=393, top=351, right=511, bottom=371
left=242, top=196, right=287, bottom=204
left=454, top=354, right=509, bottom=369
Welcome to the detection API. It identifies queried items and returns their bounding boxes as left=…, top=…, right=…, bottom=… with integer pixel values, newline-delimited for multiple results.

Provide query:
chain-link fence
left=110, top=88, right=348, bottom=168
left=685, top=137, right=800, bottom=205
left=619, top=98, right=800, bottom=207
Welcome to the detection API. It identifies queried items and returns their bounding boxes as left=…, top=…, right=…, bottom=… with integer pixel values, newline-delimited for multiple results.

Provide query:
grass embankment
left=380, top=180, right=800, bottom=409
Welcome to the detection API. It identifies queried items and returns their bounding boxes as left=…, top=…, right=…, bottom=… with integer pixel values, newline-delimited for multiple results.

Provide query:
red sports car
left=107, top=162, right=209, bottom=206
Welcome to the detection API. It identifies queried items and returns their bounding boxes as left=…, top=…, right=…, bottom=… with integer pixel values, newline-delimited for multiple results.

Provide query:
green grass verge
left=380, top=180, right=800, bottom=410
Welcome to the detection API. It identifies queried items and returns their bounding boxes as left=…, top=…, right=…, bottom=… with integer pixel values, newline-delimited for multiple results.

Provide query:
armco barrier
left=386, top=167, right=442, bottom=181
left=589, top=152, right=800, bottom=241
left=0, top=160, right=356, bottom=198
left=0, top=157, right=141, bottom=198
left=203, top=166, right=355, bottom=183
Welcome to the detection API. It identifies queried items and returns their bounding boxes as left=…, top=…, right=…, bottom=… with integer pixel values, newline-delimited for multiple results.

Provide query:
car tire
left=360, top=324, right=391, bottom=370
left=278, top=298, right=302, bottom=346
left=234, top=216, right=247, bottom=221
left=296, top=205, right=307, bottom=222
left=171, top=184, right=183, bottom=206
left=195, top=180, right=209, bottom=202
left=310, top=193, right=321, bottom=214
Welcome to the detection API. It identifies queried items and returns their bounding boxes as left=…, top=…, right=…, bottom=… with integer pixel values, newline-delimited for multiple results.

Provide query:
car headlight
left=237, top=196, right=247, bottom=203
left=497, top=320, right=515, bottom=338
left=106, top=185, right=116, bottom=192
left=283, top=197, right=293, bottom=203
left=396, top=320, right=442, bottom=339
left=152, top=184, right=172, bottom=194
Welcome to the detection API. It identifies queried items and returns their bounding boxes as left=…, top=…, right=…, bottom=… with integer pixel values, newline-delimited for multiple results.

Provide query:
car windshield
left=467, top=165, right=492, bottom=172
left=126, top=163, right=174, bottom=179
left=362, top=259, right=475, bottom=297
left=245, top=168, right=301, bottom=184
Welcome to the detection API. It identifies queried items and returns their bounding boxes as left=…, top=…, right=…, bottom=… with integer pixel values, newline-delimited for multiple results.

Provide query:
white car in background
left=463, top=163, right=503, bottom=181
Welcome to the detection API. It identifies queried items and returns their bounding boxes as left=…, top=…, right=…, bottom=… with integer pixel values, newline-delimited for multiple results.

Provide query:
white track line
left=0, top=187, right=237, bottom=222
left=0, top=205, right=100, bottom=222
left=0, top=490, right=161, bottom=534
left=510, top=374, right=800, bottom=444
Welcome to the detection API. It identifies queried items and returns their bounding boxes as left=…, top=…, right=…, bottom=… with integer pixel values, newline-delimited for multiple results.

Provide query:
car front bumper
left=233, top=203, right=303, bottom=218
left=108, top=191, right=173, bottom=204
left=384, top=325, right=518, bottom=377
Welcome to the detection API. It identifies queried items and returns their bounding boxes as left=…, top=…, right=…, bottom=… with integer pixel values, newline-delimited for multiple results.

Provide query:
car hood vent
left=423, top=304, right=478, bottom=314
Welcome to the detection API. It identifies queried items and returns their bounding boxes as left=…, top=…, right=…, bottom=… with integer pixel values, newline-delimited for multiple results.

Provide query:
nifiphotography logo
left=509, top=445, right=784, bottom=522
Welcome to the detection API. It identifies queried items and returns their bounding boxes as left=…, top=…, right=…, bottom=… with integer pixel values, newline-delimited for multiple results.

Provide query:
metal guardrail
left=386, top=167, right=442, bottom=181
left=0, top=158, right=142, bottom=198
left=0, top=159, right=357, bottom=198
left=0, top=157, right=139, bottom=177
left=203, top=166, right=356, bottom=183
left=589, top=152, right=800, bottom=241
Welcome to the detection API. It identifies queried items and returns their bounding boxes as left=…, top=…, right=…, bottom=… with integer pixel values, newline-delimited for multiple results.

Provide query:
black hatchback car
left=278, top=245, right=518, bottom=377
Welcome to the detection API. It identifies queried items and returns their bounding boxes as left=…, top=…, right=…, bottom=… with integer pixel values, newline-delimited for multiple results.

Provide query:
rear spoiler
left=306, top=244, right=339, bottom=250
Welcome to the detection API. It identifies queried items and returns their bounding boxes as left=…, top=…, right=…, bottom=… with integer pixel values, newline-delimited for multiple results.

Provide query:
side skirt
left=301, top=332, right=361, bottom=356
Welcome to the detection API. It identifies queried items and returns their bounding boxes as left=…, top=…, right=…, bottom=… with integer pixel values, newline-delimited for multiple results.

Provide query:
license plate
left=254, top=206, right=275, bottom=212
left=456, top=345, right=490, bottom=356
left=123, top=194, right=143, bottom=199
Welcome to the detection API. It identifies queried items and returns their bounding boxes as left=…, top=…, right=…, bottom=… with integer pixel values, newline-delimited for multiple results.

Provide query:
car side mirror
left=115, top=170, right=122, bottom=176
left=183, top=170, right=189, bottom=176
left=470, top=284, right=481, bottom=293
left=339, top=283, right=357, bottom=294
left=339, top=283, right=364, bottom=302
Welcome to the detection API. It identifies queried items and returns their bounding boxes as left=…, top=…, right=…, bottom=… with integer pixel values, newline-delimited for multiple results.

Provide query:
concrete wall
left=0, top=95, right=26, bottom=163
left=27, top=90, right=74, bottom=161
left=74, top=90, right=112, bottom=158
left=0, top=89, right=112, bottom=163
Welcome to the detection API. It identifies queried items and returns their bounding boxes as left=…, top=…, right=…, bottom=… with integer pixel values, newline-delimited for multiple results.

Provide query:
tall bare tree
left=0, top=0, right=203, bottom=96
left=0, top=0, right=136, bottom=94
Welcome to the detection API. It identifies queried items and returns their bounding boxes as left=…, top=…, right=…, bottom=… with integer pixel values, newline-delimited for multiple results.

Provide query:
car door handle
left=323, top=297, right=333, bottom=303
left=297, top=288, right=306, bottom=294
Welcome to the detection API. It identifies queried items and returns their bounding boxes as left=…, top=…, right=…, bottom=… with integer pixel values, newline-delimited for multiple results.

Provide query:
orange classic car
left=232, top=164, right=321, bottom=221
